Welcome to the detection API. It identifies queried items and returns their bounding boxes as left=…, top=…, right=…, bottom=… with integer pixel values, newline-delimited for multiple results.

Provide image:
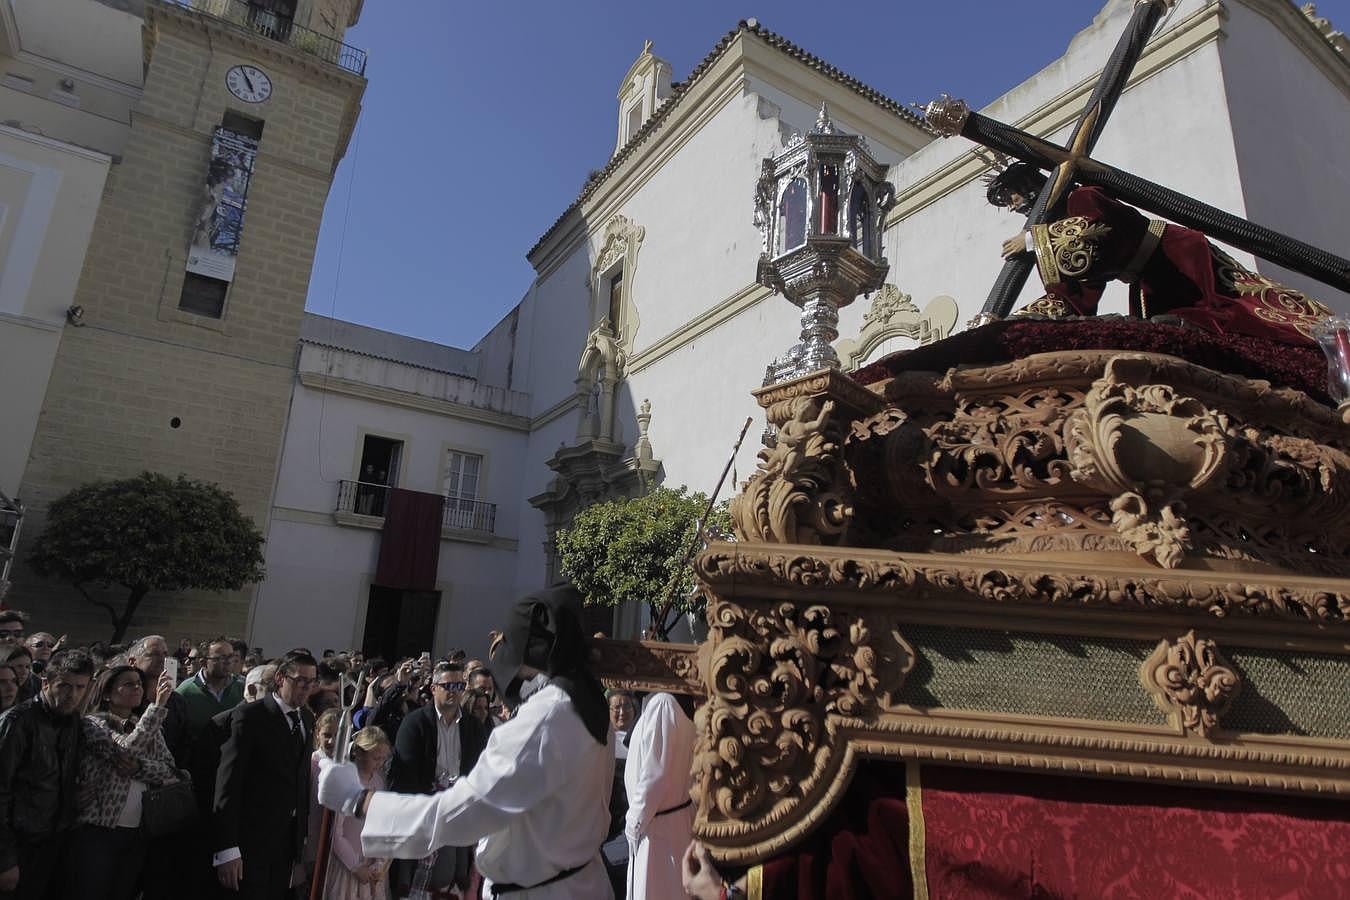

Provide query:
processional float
left=592, top=1, right=1350, bottom=895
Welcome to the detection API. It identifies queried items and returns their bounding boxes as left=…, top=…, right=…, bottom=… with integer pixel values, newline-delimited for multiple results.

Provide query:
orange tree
left=29, top=472, right=265, bottom=642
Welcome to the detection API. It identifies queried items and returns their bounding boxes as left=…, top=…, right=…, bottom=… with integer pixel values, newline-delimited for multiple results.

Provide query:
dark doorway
left=356, top=435, right=402, bottom=517
left=362, top=586, right=439, bottom=662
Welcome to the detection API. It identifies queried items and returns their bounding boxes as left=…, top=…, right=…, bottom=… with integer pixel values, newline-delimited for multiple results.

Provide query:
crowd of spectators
left=0, top=607, right=518, bottom=900
left=0, top=601, right=720, bottom=900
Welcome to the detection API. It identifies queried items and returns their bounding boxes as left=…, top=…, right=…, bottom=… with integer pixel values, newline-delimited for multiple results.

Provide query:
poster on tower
left=186, top=126, right=259, bottom=282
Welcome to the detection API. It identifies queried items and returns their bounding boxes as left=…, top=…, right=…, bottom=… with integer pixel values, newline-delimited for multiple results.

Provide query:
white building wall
left=0, top=128, right=112, bottom=496
left=883, top=0, right=1251, bottom=330
left=1219, top=0, right=1350, bottom=312
left=252, top=344, right=531, bottom=657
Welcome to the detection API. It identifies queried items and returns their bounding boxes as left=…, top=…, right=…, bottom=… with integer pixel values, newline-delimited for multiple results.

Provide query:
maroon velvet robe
left=1019, top=186, right=1332, bottom=347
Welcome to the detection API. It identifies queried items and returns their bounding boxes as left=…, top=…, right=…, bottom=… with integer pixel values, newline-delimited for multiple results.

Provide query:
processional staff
left=645, top=416, right=753, bottom=641
left=919, top=0, right=1350, bottom=324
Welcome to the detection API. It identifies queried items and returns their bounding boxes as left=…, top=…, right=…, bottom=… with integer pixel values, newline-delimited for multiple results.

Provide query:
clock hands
left=242, top=69, right=256, bottom=93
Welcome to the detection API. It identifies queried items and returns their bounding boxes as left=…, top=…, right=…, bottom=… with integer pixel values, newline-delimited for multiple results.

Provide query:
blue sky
left=304, top=0, right=1350, bottom=350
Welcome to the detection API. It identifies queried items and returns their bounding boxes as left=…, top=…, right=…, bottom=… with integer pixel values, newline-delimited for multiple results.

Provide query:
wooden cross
left=923, top=0, right=1350, bottom=322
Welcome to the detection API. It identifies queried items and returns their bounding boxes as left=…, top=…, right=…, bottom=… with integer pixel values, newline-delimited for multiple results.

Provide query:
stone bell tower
left=13, top=0, right=367, bottom=640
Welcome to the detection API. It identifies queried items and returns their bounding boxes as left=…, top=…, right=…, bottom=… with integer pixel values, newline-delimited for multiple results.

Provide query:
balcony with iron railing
left=334, top=481, right=498, bottom=541
left=166, top=0, right=367, bottom=76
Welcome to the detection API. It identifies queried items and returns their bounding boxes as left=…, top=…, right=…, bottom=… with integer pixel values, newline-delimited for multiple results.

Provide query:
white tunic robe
left=361, top=683, right=615, bottom=899
left=623, top=693, right=696, bottom=900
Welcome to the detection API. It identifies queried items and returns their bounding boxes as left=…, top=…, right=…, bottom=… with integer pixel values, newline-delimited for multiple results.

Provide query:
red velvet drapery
left=374, top=488, right=443, bottom=591
left=758, top=762, right=1350, bottom=899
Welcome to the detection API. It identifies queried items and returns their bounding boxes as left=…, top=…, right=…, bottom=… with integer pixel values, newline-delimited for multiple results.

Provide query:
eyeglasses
left=0, top=630, right=23, bottom=640
left=433, top=681, right=467, bottom=692
left=284, top=675, right=317, bottom=687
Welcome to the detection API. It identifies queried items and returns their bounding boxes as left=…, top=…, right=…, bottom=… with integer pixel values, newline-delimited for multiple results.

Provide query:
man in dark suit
left=388, top=660, right=486, bottom=898
left=212, top=650, right=317, bottom=899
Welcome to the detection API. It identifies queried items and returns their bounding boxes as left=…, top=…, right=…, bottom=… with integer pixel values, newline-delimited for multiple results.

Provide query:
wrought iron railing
left=336, top=480, right=390, bottom=518
left=443, top=497, right=497, bottom=534
left=167, top=0, right=367, bottom=76
left=335, top=481, right=497, bottom=536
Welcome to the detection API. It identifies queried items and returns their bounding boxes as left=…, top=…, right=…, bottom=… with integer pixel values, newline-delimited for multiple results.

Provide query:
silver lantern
left=755, top=103, right=894, bottom=384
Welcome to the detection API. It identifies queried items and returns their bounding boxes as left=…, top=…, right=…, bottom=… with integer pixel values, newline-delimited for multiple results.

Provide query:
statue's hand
left=1002, top=234, right=1028, bottom=259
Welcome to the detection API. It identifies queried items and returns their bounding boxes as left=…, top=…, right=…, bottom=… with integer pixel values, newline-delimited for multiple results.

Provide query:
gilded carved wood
left=673, top=350, right=1350, bottom=865
left=1140, top=630, right=1242, bottom=738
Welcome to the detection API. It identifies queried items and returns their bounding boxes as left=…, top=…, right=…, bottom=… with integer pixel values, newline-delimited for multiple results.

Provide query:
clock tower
left=13, top=0, right=367, bottom=641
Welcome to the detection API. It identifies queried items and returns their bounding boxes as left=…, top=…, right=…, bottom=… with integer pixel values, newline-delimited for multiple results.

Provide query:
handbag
left=141, top=774, right=199, bottom=837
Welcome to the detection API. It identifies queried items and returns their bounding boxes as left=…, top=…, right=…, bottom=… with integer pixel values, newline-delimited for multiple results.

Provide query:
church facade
left=249, top=0, right=1350, bottom=656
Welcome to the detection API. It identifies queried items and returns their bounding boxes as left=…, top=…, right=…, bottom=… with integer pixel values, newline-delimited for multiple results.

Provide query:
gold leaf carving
left=1140, top=630, right=1242, bottom=738
left=693, top=597, right=914, bottom=831
left=1066, top=356, right=1228, bottom=567
left=731, top=397, right=852, bottom=544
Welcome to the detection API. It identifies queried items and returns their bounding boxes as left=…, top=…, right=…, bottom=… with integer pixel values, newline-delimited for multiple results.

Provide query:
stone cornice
left=297, top=372, right=531, bottom=432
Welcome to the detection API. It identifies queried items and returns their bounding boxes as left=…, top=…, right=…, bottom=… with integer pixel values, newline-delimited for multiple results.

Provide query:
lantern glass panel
left=779, top=178, right=808, bottom=253
left=819, top=164, right=839, bottom=234
left=848, top=182, right=870, bottom=252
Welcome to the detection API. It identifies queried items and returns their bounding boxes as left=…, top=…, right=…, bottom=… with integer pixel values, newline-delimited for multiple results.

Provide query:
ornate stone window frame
left=588, top=214, right=645, bottom=348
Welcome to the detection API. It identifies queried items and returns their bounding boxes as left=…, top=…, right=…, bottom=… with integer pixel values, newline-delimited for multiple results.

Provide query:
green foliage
left=556, top=486, right=731, bottom=620
left=29, top=472, right=265, bottom=641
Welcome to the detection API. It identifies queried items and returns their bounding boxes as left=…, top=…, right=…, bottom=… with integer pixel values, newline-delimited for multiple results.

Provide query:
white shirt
left=435, top=707, right=462, bottom=785
left=362, top=683, right=615, bottom=899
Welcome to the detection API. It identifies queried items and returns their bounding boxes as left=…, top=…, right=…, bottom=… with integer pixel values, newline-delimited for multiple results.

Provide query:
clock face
left=225, top=65, right=272, bottom=103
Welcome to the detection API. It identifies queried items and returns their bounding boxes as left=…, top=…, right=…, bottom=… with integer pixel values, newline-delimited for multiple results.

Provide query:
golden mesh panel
left=896, top=625, right=1350, bottom=739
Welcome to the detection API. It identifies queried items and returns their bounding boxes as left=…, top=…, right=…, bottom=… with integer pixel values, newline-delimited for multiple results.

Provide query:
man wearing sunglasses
left=212, top=650, right=318, bottom=899
left=386, top=660, right=487, bottom=898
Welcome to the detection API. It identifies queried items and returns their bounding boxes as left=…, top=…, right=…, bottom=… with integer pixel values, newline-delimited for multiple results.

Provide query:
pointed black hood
left=488, top=586, right=608, bottom=745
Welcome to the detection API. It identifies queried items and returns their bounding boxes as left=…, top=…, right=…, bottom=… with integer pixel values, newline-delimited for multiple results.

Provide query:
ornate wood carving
left=690, top=573, right=1350, bottom=865
left=842, top=351, right=1350, bottom=574
left=589, top=638, right=702, bottom=695
left=731, top=369, right=883, bottom=546
left=1066, top=356, right=1229, bottom=567
left=693, top=595, right=915, bottom=855
left=695, top=544, right=1350, bottom=626
left=1140, top=630, right=1242, bottom=738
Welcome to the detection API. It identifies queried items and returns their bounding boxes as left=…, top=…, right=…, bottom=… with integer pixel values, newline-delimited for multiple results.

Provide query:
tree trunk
left=111, top=586, right=149, bottom=644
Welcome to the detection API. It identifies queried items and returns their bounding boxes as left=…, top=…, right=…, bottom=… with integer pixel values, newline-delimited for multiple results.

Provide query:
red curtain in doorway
left=375, top=488, right=443, bottom=592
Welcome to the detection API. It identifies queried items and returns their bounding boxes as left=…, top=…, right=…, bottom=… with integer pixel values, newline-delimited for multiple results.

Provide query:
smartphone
left=419, top=651, right=431, bottom=668
left=163, top=656, right=179, bottom=684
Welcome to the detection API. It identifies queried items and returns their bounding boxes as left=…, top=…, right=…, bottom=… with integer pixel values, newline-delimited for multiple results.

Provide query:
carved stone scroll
left=1140, top=630, right=1242, bottom=738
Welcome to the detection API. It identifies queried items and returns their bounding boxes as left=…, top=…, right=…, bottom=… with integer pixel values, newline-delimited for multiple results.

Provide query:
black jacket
left=388, top=704, right=486, bottom=795
left=0, top=698, right=101, bottom=869
left=212, top=695, right=315, bottom=861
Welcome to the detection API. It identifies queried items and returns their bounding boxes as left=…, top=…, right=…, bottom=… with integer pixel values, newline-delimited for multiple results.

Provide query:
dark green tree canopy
left=556, top=485, right=730, bottom=630
left=29, top=472, right=265, bottom=641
